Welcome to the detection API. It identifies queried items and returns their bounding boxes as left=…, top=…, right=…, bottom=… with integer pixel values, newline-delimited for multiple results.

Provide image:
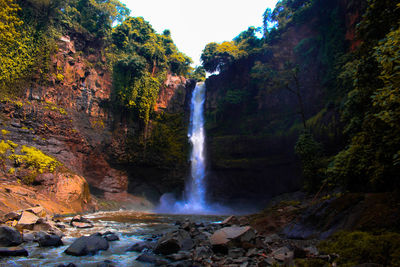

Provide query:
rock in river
left=0, top=226, right=23, bottom=246
left=0, top=246, right=28, bottom=257
left=65, top=233, right=109, bottom=256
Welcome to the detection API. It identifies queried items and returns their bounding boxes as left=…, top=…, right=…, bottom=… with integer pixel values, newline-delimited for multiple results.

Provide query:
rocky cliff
left=203, top=0, right=362, bottom=205
left=0, top=34, right=194, bottom=215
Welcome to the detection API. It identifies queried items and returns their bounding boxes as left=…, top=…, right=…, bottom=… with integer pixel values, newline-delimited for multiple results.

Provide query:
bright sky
left=122, top=0, right=279, bottom=67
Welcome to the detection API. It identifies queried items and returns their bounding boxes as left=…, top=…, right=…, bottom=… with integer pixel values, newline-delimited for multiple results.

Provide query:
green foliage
left=328, top=1, right=400, bottom=192
left=189, top=66, right=206, bottom=82
left=319, top=231, right=400, bottom=266
left=201, top=41, right=245, bottom=73
left=295, top=131, right=325, bottom=192
left=146, top=112, right=189, bottom=167
left=111, top=17, right=191, bottom=126
left=11, top=145, right=60, bottom=174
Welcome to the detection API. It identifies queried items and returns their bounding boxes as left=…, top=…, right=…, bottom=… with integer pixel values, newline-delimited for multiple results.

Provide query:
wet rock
left=103, top=232, right=119, bottom=242
left=71, top=221, right=94, bottom=228
left=22, top=231, right=35, bottom=242
left=70, top=215, right=94, bottom=228
left=136, top=253, right=169, bottom=265
left=0, top=246, right=28, bottom=256
left=127, top=241, right=155, bottom=252
left=0, top=226, right=23, bottom=246
left=221, top=216, right=240, bottom=226
left=17, top=211, right=39, bottom=230
left=33, top=218, right=64, bottom=237
left=155, top=230, right=193, bottom=255
left=37, top=232, right=63, bottom=247
left=65, top=233, right=109, bottom=256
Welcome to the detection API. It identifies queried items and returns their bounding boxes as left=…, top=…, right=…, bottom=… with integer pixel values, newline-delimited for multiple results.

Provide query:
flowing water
left=158, top=83, right=218, bottom=214
left=0, top=211, right=223, bottom=267
left=184, top=82, right=207, bottom=211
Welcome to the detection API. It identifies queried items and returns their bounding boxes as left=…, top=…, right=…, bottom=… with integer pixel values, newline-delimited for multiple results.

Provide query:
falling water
left=156, top=83, right=231, bottom=214
left=185, top=82, right=207, bottom=211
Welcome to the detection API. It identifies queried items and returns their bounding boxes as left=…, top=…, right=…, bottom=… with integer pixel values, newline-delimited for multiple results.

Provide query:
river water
left=0, top=211, right=223, bottom=267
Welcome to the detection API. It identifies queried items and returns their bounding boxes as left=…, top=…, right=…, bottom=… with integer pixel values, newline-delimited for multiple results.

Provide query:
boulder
left=210, top=226, right=256, bottom=248
left=0, top=226, right=23, bottom=246
left=16, top=211, right=39, bottom=230
left=25, top=205, right=46, bottom=217
left=33, top=219, right=64, bottom=237
left=154, top=230, right=193, bottom=255
left=0, top=246, right=28, bottom=256
left=37, top=232, right=63, bottom=247
left=65, top=233, right=109, bottom=256
left=127, top=241, right=155, bottom=252
left=70, top=215, right=94, bottom=228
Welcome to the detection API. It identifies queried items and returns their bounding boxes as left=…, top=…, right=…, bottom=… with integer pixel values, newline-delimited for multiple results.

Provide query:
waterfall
left=185, top=82, right=207, bottom=211
left=156, top=82, right=230, bottom=214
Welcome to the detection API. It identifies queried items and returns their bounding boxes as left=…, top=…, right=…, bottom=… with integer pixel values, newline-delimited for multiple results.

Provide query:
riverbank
left=1, top=191, right=400, bottom=266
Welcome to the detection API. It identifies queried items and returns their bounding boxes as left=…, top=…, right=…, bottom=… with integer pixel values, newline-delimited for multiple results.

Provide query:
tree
left=201, top=41, right=244, bottom=73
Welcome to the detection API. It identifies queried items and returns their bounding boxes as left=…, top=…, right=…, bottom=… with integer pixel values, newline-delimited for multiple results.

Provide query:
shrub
left=319, top=231, right=400, bottom=266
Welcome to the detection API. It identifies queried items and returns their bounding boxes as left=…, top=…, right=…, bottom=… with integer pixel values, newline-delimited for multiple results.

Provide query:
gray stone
left=37, top=232, right=63, bottom=247
left=65, top=233, right=109, bottom=256
left=155, top=230, right=193, bottom=255
left=0, top=246, right=28, bottom=256
left=0, top=226, right=23, bottom=246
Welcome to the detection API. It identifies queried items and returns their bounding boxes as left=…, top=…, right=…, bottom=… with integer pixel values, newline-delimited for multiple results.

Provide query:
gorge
left=0, top=0, right=400, bottom=265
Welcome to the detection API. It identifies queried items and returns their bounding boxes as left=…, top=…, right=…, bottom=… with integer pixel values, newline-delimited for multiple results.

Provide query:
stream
left=0, top=211, right=223, bottom=267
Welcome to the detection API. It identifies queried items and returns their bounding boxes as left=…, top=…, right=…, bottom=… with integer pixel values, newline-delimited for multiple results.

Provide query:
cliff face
left=0, top=33, right=193, bottom=214
left=204, top=0, right=360, bottom=205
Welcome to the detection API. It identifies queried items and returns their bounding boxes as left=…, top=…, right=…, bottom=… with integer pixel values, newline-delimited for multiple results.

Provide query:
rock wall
left=0, top=33, right=193, bottom=213
left=203, top=0, right=361, bottom=205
